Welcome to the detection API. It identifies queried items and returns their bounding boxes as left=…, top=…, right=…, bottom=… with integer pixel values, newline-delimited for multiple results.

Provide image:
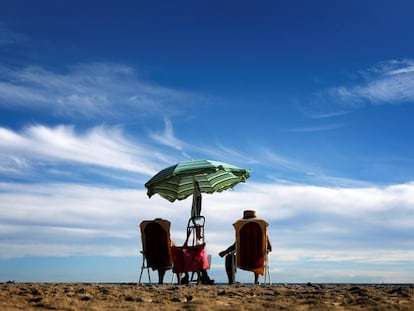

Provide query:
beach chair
left=233, top=218, right=271, bottom=285
left=139, top=219, right=173, bottom=284
left=171, top=216, right=210, bottom=284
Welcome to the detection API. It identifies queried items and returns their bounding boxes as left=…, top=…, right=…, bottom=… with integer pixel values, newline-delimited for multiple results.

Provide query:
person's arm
left=219, top=243, right=236, bottom=257
left=266, top=237, right=272, bottom=252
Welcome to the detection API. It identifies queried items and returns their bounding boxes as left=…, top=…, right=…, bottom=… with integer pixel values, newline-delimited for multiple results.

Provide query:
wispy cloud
left=262, top=149, right=302, bottom=172
left=0, top=122, right=288, bottom=186
left=0, top=124, right=160, bottom=178
left=149, top=118, right=187, bottom=151
left=310, top=111, right=351, bottom=119
left=0, top=63, right=200, bottom=120
left=196, top=142, right=260, bottom=167
left=325, top=59, right=414, bottom=107
left=282, top=124, right=343, bottom=133
left=148, top=118, right=260, bottom=165
left=301, top=59, right=414, bottom=119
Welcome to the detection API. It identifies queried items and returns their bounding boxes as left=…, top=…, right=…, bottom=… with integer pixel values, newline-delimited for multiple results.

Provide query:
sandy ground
left=1, top=282, right=414, bottom=310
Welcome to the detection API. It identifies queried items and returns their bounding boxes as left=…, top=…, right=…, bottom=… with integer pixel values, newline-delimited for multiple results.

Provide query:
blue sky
left=1, top=0, right=414, bottom=284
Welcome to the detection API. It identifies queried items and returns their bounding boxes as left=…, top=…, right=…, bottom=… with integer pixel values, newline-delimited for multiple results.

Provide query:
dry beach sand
left=1, top=282, right=414, bottom=310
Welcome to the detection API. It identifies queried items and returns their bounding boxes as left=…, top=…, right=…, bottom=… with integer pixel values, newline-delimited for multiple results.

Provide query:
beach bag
left=171, top=243, right=209, bottom=273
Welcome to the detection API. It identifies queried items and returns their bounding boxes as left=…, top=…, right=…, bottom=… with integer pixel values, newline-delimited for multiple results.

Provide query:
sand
left=1, top=282, right=414, bottom=310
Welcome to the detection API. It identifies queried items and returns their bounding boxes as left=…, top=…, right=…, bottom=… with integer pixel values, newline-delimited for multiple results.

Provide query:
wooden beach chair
left=139, top=218, right=173, bottom=284
left=233, top=217, right=271, bottom=284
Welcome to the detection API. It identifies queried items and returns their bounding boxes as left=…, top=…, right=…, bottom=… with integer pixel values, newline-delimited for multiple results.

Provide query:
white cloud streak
left=326, top=59, right=414, bottom=106
left=0, top=63, right=200, bottom=120
left=148, top=118, right=260, bottom=165
left=282, top=124, right=343, bottom=133
left=149, top=118, right=187, bottom=151
left=0, top=124, right=159, bottom=177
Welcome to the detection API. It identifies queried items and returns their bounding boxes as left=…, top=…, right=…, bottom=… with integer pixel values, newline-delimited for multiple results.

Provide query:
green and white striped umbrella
left=145, top=159, right=250, bottom=202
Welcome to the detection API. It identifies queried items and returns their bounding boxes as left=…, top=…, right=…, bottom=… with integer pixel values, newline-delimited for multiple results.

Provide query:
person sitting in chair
left=219, top=210, right=272, bottom=285
left=140, top=218, right=175, bottom=285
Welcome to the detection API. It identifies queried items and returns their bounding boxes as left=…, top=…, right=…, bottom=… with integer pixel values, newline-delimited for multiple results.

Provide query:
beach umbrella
left=145, top=160, right=250, bottom=213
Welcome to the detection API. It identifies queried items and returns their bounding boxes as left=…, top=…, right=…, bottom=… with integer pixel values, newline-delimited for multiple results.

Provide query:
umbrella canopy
left=145, top=159, right=250, bottom=202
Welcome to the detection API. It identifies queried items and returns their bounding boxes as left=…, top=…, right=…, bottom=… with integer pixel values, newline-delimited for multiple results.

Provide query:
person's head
left=243, top=210, right=256, bottom=219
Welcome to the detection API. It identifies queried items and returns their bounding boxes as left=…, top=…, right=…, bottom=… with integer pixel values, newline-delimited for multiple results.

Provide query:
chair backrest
left=233, top=218, right=268, bottom=275
left=140, top=219, right=173, bottom=269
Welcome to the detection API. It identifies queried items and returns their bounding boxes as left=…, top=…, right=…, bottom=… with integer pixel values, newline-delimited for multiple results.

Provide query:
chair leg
left=139, top=255, right=152, bottom=284
left=139, top=256, right=145, bottom=284
left=138, top=266, right=144, bottom=284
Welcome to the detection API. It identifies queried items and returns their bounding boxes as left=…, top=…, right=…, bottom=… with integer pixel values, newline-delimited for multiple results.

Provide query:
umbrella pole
left=191, top=178, right=202, bottom=218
